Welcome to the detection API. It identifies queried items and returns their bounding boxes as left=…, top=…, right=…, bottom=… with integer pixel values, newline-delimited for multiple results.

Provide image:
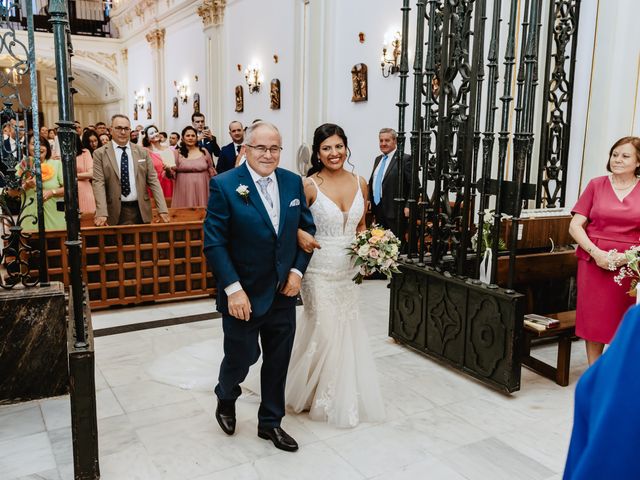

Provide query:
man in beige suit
left=92, top=114, right=170, bottom=226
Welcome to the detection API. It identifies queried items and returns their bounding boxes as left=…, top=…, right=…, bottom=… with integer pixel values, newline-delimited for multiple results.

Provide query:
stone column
left=146, top=28, right=166, bottom=127
left=197, top=0, right=226, bottom=136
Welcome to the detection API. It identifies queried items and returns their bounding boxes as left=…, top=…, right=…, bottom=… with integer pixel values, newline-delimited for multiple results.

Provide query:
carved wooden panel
left=390, top=264, right=524, bottom=392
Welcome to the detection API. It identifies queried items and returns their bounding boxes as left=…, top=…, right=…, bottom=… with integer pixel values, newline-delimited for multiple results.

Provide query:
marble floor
left=0, top=280, right=584, bottom=480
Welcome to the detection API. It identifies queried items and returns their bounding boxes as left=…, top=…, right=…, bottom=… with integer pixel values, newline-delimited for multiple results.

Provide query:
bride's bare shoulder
left=357, top=175, right=368, bottom=191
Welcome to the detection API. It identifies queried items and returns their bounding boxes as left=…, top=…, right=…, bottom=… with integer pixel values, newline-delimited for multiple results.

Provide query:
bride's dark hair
left=307, top=123, right=352, bottom=177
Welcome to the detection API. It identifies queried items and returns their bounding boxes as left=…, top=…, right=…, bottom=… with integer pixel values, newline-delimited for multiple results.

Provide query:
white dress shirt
left=112, top=140, right=138, bottom=201
left=224, top=163, right=302, bottom=296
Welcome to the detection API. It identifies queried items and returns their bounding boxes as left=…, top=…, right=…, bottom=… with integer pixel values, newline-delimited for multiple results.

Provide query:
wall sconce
left=134, top=89, right=146, bottom=110
left=175, top=80, right=189, bottom=103
left=4, top=67, right=21, bottom=85
left=381, top=30, right=402, bottom=77
left=244, top=63, right=263, bottom=94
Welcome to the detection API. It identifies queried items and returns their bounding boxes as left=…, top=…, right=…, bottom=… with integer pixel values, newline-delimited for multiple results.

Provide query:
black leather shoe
left=257, top=426, right=299, bottom=452
left=215, top=399, right=236, bottom=435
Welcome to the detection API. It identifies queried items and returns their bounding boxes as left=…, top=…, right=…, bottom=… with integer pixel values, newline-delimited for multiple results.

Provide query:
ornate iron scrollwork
left=0, top=0, right=46, bottom=289
left=536, top=0, right=581, bottom=208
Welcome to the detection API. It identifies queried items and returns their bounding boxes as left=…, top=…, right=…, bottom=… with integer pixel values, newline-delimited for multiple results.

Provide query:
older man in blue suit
left=204, top=121, right=315, bottom=452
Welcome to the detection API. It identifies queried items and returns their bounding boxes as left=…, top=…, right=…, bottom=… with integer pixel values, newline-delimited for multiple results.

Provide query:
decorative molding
left=73, top=51, right=118, bottom=73
left=196, top=0, right=226, bottom=28
left=120, top=48, right=128, bottom=63
left=145, top=28, right=166, bottom=50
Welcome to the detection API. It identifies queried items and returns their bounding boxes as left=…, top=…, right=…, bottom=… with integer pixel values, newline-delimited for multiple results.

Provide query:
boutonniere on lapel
left=236, top=184, right=250, bottom=204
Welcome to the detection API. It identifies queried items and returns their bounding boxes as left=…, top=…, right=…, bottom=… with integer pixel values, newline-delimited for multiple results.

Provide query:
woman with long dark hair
left=81, top=130, right=100, bottom=154
left=170, top=125, right=216, bottom=207
left=285, top=123, right=385, bottom=427
left=75, top=132, right=95, bottom=214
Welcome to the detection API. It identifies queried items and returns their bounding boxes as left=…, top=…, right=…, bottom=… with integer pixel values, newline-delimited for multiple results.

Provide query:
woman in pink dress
left=171, top=126, right=216, bottom=208
left=143, top=124, right=176, bottom=201
left=75, top=134, right=96, bottom=214
left=569, top=136, right=640, bottom=365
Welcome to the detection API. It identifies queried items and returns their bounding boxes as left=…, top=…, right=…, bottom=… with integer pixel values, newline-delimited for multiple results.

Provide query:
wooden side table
left=521, top=310, right=576, bottom=387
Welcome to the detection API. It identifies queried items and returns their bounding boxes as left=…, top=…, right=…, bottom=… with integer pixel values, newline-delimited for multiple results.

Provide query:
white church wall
left=323, top=0, right=416, bottom=179
left=125, top=36, right=155, bottom=128
left=162, top=15, right=208, bottom=136
left=220, top=0, right=298, bottom=170
left=572, top=0, right=640, bottom=197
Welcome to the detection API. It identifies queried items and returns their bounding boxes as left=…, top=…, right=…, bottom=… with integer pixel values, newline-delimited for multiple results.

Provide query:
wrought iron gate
left=389, top=0, right=581, bottom=392
left=0, top=1, right=99, bottom=477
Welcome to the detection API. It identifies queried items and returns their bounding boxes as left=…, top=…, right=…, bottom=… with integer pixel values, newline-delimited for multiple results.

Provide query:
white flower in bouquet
left=357, top=243, right=371, bottom=257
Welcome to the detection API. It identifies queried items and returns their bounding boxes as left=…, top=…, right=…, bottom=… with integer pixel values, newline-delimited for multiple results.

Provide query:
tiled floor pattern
left=1, top=281, right=582, bottom=479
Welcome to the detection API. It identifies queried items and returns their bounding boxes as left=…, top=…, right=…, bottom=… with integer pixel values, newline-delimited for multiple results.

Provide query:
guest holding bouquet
left=18, top=135, right=65, bottom=232
left=569, top=136, right=640, bottom=365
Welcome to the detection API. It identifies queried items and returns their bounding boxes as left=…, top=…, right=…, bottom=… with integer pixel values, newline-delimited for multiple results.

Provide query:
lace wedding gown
left=284, top=177, right=385, bottom=428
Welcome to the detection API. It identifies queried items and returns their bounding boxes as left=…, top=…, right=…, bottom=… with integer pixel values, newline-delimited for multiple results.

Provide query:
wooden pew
left=28, top=208, right=216, bottom=310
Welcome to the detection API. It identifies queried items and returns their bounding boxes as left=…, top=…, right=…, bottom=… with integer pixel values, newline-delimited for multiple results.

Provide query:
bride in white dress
left=147, top=123, right=385, bottom=428
left=286, top=123, right=385, bottom=428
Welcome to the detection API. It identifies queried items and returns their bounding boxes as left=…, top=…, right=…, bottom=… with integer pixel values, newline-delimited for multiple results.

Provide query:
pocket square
left=137, top=159, right=146, bottom=163
left=289, top=199, right=300, bottom=207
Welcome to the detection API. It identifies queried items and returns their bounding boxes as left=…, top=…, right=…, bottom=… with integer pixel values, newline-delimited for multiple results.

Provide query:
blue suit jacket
left=564, top=305, right=640, bottom=479
left=217, top=142, right=238, bottom=175
left=203, top=163, right=316, bottom=318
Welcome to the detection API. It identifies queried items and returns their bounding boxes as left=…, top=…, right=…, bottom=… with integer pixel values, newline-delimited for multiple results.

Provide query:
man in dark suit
left=204, top=121, right=315, bottom=452
left=192, top=112, right=221, bottom=158
left=217, top=120, right=244, bottom=174
left=368, top=128, right=413, bottom=234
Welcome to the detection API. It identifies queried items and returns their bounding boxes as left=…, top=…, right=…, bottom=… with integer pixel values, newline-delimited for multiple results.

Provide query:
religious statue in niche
left=172, top=97, right=179, bottom=118
left=235, top=85, right=244, bottom=113
left=193, top=93, right=200, bottom=114
left=133, top=103, right=138, bottom=121
left=146, top=101, right=152, bottom=120
left=351, top=63, right=368, bottom=102
left=270, top=79, right=281, bottom=110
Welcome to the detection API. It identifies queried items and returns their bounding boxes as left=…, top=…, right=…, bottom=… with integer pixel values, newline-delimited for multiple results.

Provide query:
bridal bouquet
left=613, top=245, right=640, bottom=300
left=348, top=225, right=401, bottom=284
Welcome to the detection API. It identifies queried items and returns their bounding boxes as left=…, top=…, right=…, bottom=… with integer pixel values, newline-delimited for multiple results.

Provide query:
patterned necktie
left=373, top=154, right=388, bottom=205
left=119, top=146, right=131, bottom=197
left=257, top=177, right=273, bottom=208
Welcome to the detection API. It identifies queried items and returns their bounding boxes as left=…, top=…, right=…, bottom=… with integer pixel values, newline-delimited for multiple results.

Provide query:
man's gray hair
left=379, top=128, right=397, bottom=139
left=111, top=114, right=131, bottom=125
left=244, top=121, right=281, bottom=145
left=228, top=120, right=243, bottom=130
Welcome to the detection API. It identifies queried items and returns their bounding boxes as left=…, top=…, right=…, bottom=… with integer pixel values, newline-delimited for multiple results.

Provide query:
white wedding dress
left=147, top=175, right=385, bottom=428
left=284, top=177, right=385, bottom=427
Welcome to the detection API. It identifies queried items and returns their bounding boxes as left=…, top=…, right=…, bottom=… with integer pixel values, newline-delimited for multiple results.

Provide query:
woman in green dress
left=19, top=135, right=66, bottom=232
